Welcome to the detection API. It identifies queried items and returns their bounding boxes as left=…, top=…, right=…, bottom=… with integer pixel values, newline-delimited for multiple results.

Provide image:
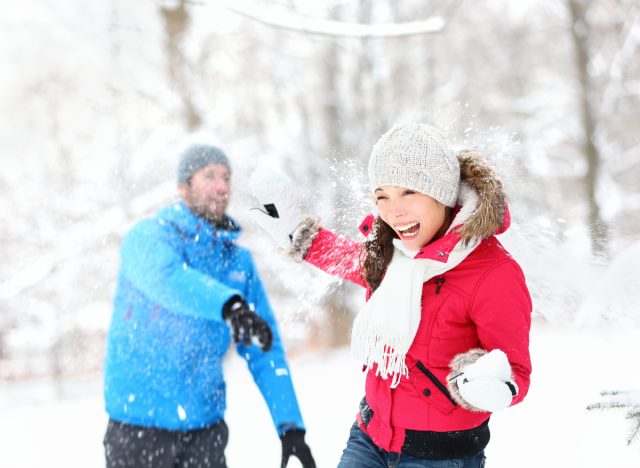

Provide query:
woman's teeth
left=396, top=222, right=420, bottom=237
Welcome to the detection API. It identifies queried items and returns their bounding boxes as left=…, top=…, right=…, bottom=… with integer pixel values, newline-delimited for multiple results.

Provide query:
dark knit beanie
left=177, top=144, right=230, bottom=184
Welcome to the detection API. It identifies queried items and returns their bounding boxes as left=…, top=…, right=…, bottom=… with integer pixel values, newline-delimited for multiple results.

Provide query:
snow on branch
left=195, top=0, right=447, bottom=38
left=588, top=390, right=640, bottom=445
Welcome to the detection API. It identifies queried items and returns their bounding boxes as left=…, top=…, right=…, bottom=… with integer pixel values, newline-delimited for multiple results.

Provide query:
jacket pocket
left=409, top=361, right=458, bottom=415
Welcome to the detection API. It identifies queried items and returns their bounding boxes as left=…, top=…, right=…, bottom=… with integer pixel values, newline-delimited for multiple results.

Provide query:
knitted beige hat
left=368, top=123, right=460, bottom=207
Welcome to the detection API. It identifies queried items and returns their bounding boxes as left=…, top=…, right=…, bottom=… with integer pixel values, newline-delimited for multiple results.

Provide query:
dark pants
left=103, top=419, right=229, bottom=468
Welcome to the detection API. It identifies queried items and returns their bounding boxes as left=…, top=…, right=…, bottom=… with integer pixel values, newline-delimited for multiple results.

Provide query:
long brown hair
left=361, top=217, right=396, bottom=293
left=361, top=208, right=453, bottom=293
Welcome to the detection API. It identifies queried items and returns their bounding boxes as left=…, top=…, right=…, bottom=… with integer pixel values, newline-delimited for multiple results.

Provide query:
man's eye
left=403, top=190, right=415, bottom=196
left=375, top=196, right=387, bottom=201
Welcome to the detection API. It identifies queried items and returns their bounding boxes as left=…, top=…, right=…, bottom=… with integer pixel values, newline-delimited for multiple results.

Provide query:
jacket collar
left=415, top=182, right=510, bottom=262
left=414, top=199, right=510, bottom=262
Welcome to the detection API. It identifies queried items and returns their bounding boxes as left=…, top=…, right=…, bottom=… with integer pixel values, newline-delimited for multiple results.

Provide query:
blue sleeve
left=236, top=253, right=305, bottom=435
left=120, top=220, right=240, bottom=321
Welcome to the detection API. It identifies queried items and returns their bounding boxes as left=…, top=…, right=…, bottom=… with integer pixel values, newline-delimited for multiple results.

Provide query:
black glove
left=222, top=296, right=273, bottom=352
left=280, top=429, right=316, bottom=468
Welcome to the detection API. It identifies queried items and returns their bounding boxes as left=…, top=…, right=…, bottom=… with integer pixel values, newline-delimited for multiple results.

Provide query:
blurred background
left=1, top=0, right=639, bottom=464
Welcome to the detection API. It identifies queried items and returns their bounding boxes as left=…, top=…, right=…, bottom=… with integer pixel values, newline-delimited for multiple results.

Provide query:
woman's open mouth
left=396, top=222, right=420, bottom=239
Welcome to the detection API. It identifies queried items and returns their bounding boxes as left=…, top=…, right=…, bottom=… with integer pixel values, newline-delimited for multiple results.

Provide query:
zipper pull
left=435, top=277, right=445, bottom=294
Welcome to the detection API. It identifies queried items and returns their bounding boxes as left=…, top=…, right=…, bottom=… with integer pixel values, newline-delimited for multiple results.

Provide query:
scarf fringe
left=351, top=322, right=410, bottom=388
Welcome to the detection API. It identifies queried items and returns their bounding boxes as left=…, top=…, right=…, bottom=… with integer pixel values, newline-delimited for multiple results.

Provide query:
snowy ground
left=1, top=322, right=639, bottom=468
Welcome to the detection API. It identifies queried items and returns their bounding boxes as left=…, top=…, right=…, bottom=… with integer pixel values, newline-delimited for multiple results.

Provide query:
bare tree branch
left=188, top=0, right=447, bottom=38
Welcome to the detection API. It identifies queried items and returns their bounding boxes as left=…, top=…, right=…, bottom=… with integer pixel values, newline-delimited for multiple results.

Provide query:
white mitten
left=248, top=164, right=303, bottom=246
left=450, top=349, right=518, bottom=413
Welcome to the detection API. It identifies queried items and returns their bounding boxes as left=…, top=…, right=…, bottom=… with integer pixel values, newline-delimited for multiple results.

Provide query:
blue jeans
left=337, top=424, right=486, bottom=468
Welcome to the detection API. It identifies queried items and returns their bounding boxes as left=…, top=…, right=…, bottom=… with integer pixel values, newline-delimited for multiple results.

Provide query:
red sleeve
left=304, top=227, right=368, bottom=289
left=469, top=259, right=532, bottom=405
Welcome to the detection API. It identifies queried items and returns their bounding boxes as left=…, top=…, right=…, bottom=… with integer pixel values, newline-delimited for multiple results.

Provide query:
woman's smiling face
left=375, top=185, right=447, bottom=251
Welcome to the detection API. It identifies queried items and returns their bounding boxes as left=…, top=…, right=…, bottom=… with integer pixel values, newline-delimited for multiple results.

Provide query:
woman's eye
left=403, top=190, right=415, bottom=196
left=375, top=196, right=387, bottom=202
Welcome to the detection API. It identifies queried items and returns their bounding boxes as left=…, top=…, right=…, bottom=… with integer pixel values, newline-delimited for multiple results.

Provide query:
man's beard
left=191, top=197, right=228, bottom=224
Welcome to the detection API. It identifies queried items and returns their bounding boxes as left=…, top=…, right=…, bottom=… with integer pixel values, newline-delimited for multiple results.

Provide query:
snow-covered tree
left=2, top=0, right=639, bottom=378
left=588, top=390, right=640, bottom=445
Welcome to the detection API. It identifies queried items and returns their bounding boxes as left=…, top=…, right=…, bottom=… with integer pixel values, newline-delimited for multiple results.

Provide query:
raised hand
left=249, top=163, right=303, bottom=246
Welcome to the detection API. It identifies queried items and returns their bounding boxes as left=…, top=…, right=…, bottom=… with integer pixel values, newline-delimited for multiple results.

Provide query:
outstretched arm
left=288, top=217, right=368, bottom=289
left=249, top=164, right=368, bottom=290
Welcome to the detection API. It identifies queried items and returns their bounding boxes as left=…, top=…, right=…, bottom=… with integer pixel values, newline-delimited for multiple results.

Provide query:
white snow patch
left=576, top=239, right=640, bottom=329
left=177, top=404, right=187, bottom=421
left=1, top=324, right=639, bottom=467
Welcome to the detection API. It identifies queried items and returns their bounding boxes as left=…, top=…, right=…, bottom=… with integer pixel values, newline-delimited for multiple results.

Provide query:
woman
left=253, top=123, right=532, bottom=467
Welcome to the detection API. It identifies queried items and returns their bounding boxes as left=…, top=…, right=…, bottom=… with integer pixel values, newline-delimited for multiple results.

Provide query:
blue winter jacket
left=104, top=202, right=304, bottom=433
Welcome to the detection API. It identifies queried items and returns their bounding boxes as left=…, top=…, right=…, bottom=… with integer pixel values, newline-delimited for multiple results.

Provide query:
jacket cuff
left=284, top=215, right=321, bottom=262
left=277, top=422, right=305, bottom=436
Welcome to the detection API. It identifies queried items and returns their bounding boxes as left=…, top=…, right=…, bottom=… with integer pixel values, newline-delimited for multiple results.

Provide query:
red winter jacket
left=299, top=156, right=532, bottom=456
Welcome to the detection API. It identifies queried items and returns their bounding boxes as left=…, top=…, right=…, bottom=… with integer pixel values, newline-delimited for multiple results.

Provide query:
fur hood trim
left=456, top=149, right=507, bottom=244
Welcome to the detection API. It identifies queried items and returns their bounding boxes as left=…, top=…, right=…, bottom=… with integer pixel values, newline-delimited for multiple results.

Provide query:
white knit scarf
left=351, top=183, right=481, bottom=387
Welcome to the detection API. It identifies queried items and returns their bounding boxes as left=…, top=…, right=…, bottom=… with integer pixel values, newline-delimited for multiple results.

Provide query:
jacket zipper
left=416, top=361, right=458, bottom=406
left=434, top=277, right=445, bottom=294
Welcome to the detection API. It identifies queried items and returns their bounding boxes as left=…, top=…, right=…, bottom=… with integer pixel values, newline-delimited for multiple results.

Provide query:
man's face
left=179, top=164, right=231, bottom=222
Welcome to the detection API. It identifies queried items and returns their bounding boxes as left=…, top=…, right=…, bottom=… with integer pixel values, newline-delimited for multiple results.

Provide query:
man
left=103, top=144, right=315, bottom=468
